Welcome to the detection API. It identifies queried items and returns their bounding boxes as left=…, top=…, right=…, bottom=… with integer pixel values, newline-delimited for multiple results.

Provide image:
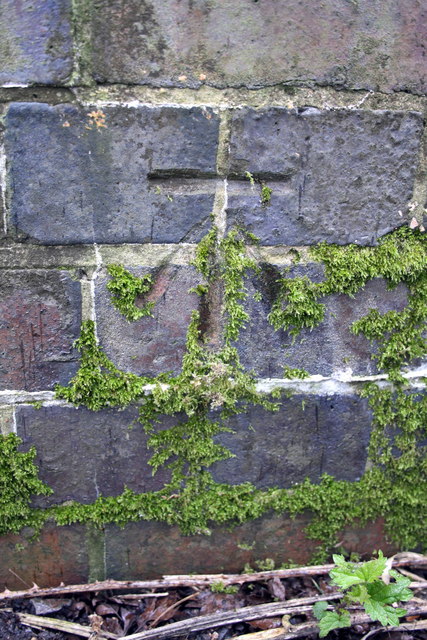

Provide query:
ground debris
left=0, top=554, right=426, bottom=640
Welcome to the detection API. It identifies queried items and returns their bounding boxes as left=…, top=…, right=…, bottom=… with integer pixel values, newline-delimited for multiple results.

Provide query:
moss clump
left=260, top=183, right=273, bottom=205
left=283, top=365, right=310, bottom=379
left=55, top=320, right=147, bottom=410
left=0, top=434, right=51, bottom=535
left=107, top=264, right=154, bottom=322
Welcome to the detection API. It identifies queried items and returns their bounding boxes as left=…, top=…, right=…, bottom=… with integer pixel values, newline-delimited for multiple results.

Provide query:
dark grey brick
left=91, top=0, right=427, bottom=95
left=15, top=405, right=171, bottom=505
left=96, top=265, right=202, bottom=377
left=227, top=109, right=422, bottom=245
left=0, top=270, right=81, bottom=391
left=6, top=103, right=219, bottom=244
left=236, top=268, right=409, bottom=378
left=0, top=0, right=73, bottom=85
left=212, top=394, right=372, bottom=488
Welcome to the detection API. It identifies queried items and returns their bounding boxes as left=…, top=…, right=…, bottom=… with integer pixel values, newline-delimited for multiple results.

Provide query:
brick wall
left=0, top=0, right=426, bottom=587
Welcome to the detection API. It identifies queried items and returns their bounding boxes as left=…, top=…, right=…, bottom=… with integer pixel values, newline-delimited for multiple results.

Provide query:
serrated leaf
left=318, top=610, right=351, bottom=637
left=354, top=552, right=387, bottom=583
left=367, top=576, right=412, bottom=604
left=313, top=600, right=329, bottom=620
left=364, top=599, right=407, bottom=627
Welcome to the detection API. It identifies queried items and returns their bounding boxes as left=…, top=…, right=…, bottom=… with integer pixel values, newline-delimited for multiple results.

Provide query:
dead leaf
left=248, top=616, right=282, bottom=630
left=267, top=577, right=286, bottom=601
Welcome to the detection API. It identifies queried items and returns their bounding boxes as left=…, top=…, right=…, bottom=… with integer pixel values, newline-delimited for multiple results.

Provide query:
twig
left=1, top=552, right=425, bottom=602
left=16, top=612, right=117, bottom=639
left=150, top=591, right=199, bottom=628
left=124, top=603, right=427, bottom=640
left=397, top=567, right=426, bottom=582
left=360, top=619, right=427, bottom=640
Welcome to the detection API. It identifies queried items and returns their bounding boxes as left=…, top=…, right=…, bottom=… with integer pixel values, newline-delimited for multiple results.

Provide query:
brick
left=15, top=405, right=171, bottom=505
left=236, top=269, right=409, bottom=378
left=105, top=514, right=317, bottom=577
left=96, top=265, right=201, bottom=377
left=0, top=270, right=81, bottom=391
left=104, top=515, right=398, bottom=578
left=91, top=0, right=427, bottom=94
left=6, top=103, right=219, bottom=244
left=0, top=524, right=89, bottom=590
left=227, top=108, right=423, bottom=245
left=0, top=0, right=73, bottom=85
left=213, top=393, right=372, bottom=488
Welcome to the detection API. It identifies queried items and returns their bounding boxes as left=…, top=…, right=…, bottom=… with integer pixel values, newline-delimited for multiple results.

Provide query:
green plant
left=313, top=552, right=412, bottom=637
left=210, top=581, right=239, bottom=594
left=106, top=264, right=154, bottom=321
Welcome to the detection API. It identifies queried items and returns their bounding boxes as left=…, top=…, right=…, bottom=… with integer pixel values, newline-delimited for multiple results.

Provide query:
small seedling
left=313, top=552, right=412, bottom=637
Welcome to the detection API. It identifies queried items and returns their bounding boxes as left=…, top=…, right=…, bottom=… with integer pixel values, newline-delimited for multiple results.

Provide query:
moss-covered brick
left=96, top=265, right=203, bottom=377
left=15, top=405, right=171, bottom=505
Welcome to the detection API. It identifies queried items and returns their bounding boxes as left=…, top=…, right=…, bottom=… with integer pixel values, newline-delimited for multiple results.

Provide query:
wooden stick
left=16, top=612, right=117, bottom=639
left=1, top=552, right=425, bottom=602
left=232, top=613, right=427, bottom=640
left=124, top=602, right=427, bottom=640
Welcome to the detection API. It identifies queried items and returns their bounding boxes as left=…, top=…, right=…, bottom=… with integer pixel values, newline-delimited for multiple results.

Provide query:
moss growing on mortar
left=3, top=226, right=426, bottom=559
left=106, top=264, right=155, bottom=322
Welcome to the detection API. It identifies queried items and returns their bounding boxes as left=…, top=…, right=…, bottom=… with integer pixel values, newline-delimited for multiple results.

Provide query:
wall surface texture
left=0, top=0, right=426, bottom=588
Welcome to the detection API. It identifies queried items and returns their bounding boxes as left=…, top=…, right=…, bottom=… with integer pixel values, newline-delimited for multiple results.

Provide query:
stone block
left=227, top=108, right=422, bottom=245
left=6, top=103, right=219, bottom=244
left=96, top=265, right=201, bottom=377
left=91, top=0, right=427, bottom=94
left=236, top=268, right=410, bottom=378
left=0, top=0, right=73, bottom=85
left=0, top=406, right=14, bottom=435
left=105, top=513, right=317, bottom=578
left=0, top=270, right=81, bottom=391
left=0, top=524, right=89, bottom=590
left=213, top=393, right=372, bottom=488
left=15, top=405, right=171, bottom=505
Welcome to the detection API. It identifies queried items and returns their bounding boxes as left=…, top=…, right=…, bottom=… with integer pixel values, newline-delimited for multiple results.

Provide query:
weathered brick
left=6, top=103, right=219, bottom=244
left=96, top=265, right=201, bottom=377
left=0, top=270, right=81, bottom=391
left=104, top=514, right=398, bottom=579
left=15, top=405, right=170, bottom=505
left=0, top=0, right=73, bottom=85
left=236, top=270, right=409, bottom=378
left=91, top=0, right=427, bottom=94
left=0, top=524, right=89, bottom=590
left=227, top=108, right=423, bottom=245
left=213, top=393, right=372, bottom=488
left=105, top=514, right=318, bottom=577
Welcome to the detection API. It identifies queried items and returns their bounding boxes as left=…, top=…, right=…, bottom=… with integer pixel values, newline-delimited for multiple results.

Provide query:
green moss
left=107, top=264, right=155, bottom=322
left=4, top=225, right=426, bottom=559
left=260, top=183, right=273, bottom=205
left=283, top=365, right=310, bottom=380
left=55, top=320, right=147, bottom=410
left=0, top=434, right=51, bottom=535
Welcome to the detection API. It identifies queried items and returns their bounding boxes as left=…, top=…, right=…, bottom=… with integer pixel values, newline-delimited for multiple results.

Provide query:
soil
left=1, top=567, right=426, bottom=639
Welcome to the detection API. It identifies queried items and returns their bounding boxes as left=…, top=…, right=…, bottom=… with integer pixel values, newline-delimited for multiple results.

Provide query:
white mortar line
left=89, top=242, right=103, bottom=337
left=11, top=407, right=17, bottom=434
left=1, top=366, right=425, bottom=406
left=0, top=145, right=7, bottom=235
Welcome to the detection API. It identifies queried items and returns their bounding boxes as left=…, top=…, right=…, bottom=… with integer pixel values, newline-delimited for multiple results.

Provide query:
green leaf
left=364, top=600, right=407, bottom=627
left=313, top=600, right=329, bottom=620
left=367, top=576, right=412, bottom=605
left=330, top=552, right=387, bottom=589
left=318, top=610, right=351, bottom=637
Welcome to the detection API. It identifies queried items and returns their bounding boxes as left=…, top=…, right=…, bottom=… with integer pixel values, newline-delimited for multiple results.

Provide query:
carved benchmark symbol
left=147, top=169, right=294, bottom=198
